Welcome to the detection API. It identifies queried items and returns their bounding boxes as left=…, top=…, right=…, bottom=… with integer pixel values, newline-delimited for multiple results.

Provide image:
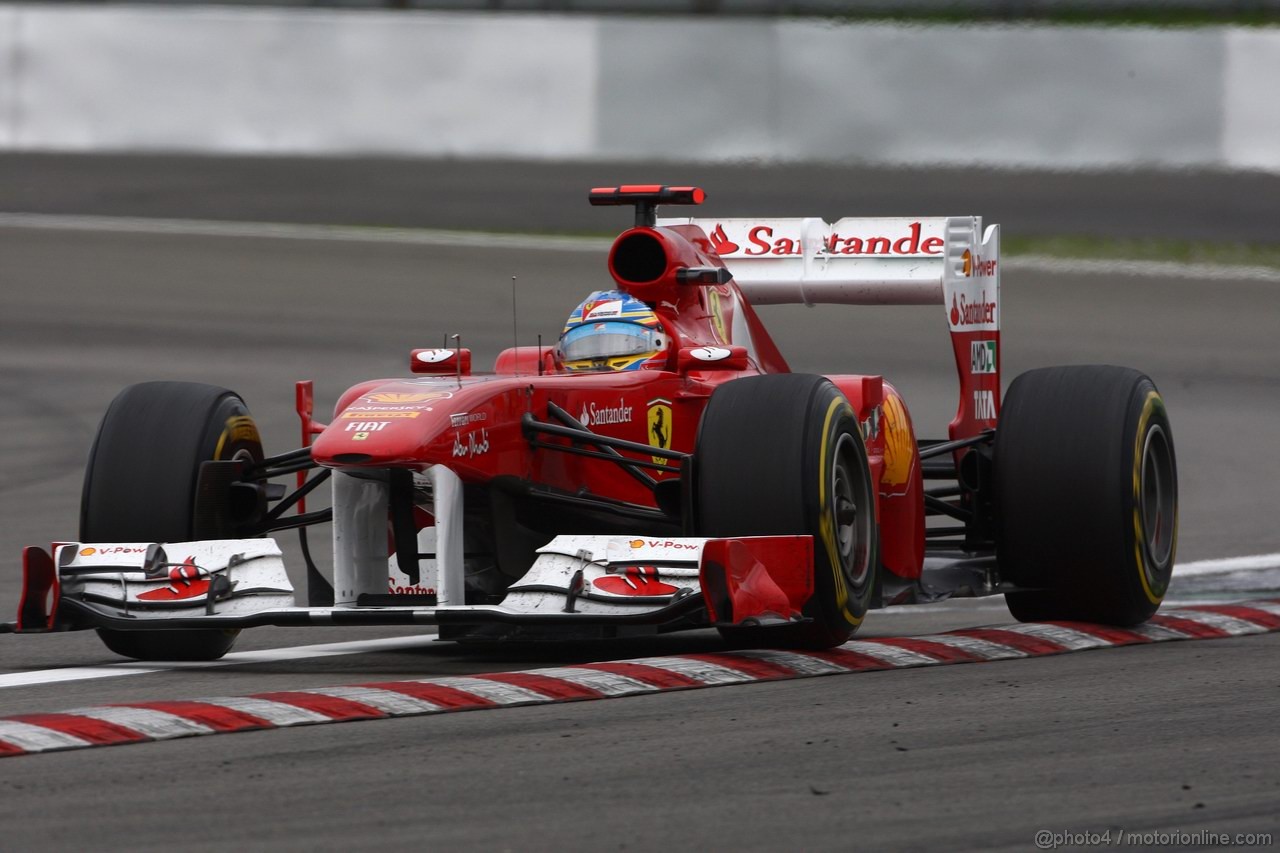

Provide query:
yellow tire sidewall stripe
left=816, top=396, right=864, bottom=627
left=1132, top=390, right=1168, bottom=605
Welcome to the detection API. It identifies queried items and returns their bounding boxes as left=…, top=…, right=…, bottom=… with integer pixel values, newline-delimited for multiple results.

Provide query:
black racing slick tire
left=994, top=365, right=1178, bottom=625
left=695, top=374, right=878, bottom=649
left=81, top=381, right=264, bottom=661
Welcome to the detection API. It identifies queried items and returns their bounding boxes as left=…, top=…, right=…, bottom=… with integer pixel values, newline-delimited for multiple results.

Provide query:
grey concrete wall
left=1, top=6, right=1276, bottom=172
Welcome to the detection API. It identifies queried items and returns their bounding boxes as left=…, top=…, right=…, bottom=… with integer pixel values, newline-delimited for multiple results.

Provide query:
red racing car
left=4, top=186, right=1179, bottom=661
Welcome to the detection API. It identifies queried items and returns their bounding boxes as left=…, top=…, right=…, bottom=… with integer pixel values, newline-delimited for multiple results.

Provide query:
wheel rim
left=1139, top=423, right=1176, bottom=571
left=228, top=447, right=257, bottom=464
left=831, top=433, right=873, bottom=589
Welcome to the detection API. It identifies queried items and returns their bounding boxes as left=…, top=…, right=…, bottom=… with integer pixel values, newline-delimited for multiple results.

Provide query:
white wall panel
left=596, top=18, right=782, bottom=160
left=1222, top=28, right=1280, bottom=172
left=17, top=7, right=598, bottom=156
left=773, top=23, right=1224, bottom=169
left=2, top=6, right=1275, bottom=173
left=0, top=7, right=17, bottom=148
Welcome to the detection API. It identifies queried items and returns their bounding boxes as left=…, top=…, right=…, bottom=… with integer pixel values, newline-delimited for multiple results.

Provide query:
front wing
left=4, top=535, right=817, bottom=642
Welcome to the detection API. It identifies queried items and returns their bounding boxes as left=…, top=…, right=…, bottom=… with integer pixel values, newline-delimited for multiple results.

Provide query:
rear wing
left=657, top=215, right=1001, bottom=439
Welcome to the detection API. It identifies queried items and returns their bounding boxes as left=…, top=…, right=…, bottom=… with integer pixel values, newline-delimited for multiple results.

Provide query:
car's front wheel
left=81, top=381, right=264, bottom=660
left=695, top=374, right=878, bottom=648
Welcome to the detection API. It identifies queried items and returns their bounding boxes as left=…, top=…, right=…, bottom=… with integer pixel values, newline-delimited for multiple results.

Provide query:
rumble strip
left=2, top=600, right=1277, bottom=758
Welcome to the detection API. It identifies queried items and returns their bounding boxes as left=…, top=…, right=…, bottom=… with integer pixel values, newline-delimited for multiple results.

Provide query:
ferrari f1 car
left=4, top=186, right=1179, bottom=660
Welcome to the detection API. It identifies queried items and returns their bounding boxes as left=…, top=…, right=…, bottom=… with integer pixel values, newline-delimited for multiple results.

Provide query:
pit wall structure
left=2, top=5, right=1278, bottom=172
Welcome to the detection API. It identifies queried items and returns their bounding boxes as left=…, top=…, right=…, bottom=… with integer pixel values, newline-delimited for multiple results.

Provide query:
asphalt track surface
left=2, top=158, right=1279, bottom=850
left=4, top=152, right=1280, bottom=242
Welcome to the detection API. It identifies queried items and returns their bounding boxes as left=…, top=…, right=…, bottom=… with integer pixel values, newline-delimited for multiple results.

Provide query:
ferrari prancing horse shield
left=647, top=398, right=673, bottom=465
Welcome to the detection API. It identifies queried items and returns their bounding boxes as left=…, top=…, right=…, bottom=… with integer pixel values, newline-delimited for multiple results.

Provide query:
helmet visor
left=560, top=321, right=663, bottom=363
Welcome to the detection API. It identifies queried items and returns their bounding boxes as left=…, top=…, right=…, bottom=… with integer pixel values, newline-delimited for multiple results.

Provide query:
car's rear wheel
left=695, top=374, right=878, bottom=648
left=81, top=381, right=264, bottom=660
left=994, top=365, right=1177, bottom=624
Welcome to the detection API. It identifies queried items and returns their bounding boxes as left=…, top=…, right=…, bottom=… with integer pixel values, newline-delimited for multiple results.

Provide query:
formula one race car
left=4, top=186, right=1179, bottom=660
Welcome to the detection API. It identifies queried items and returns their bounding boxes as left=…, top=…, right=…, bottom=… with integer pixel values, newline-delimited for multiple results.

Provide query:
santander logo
left=709, top=224, right=740, bottom=255
left=950, top=293, right=996, bottom=328
left=707, top=221, right=942, bottom=257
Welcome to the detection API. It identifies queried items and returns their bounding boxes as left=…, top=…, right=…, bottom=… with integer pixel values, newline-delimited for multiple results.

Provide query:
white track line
left=3, top=212, right=1277, bottom=281
left=0, top=212, right=611, bottom=252
left=0, top=634, right=438, bottom=690
left=1172, top=552, right=1280, bottom=576
left=1004, top=255, right=1280, bottom=282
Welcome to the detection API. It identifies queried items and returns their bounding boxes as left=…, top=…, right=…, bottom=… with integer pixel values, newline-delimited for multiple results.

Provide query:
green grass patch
left=1004, top=236, right=1280, bottom=269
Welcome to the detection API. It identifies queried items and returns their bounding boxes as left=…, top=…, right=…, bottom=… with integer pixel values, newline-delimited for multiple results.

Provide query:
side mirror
left=676, top=345, right=749, bottom=372
left=410, top=348, right=472, bottom=375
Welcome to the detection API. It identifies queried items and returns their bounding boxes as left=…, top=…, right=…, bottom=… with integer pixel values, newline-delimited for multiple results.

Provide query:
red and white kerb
left=2, top=600, right=1277, bottom=759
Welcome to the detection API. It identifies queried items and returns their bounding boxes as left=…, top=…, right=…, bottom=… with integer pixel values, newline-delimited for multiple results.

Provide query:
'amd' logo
left=970, top=340, right=997, bottom=374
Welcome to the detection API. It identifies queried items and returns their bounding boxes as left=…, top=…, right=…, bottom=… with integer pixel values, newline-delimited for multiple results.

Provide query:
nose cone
left=310, top=385, right=461, bottom=467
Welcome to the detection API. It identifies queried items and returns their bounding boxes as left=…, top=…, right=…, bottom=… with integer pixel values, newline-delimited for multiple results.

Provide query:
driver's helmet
left=558, top=290, right=668, bottom=373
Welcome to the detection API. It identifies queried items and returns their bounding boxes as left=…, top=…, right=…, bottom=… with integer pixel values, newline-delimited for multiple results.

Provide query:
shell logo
left=629, top=539, right=645, bottom=549
left=79, top=547, right=96, bottom=557
left=962, top=248, right=973, bottom=277
left=881, top=394, right=915, bottom=491
left=364, top=392, right=451, bottom=404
